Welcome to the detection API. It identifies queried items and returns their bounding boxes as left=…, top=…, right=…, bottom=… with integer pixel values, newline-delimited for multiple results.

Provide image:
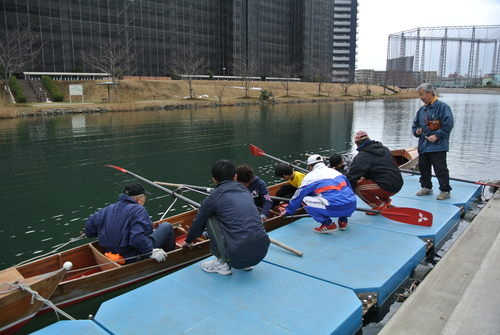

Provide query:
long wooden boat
left=0, top=263, right=70, bottom=335
left=13, top=182, right=299, bottom=316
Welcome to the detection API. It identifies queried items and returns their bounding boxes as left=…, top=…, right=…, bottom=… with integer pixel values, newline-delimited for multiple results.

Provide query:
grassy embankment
left=0, top=80, right=418, bottom=119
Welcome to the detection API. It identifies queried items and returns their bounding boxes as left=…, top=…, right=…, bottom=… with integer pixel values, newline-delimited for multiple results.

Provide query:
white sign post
left=69, top=84, right=84, bottom=103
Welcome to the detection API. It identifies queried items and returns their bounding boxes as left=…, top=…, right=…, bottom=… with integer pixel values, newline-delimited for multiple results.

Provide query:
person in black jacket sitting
left=347, top=131, right=403, bottom=214
left=182, top=160, right=270, bottom=275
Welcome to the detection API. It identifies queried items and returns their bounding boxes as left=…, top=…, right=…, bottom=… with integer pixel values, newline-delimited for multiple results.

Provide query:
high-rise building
left=1, top=0, right=358, bottom=81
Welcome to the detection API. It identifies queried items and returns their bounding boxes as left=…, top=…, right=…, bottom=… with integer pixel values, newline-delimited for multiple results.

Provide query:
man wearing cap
left=284, top=154, right=357, bottom=233
left=85, top=183, right=175, bottom=264
left=347, top=131, right=404, bottom=213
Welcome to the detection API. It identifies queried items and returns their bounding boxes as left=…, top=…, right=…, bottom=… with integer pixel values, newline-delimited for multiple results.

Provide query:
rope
left=0, top=282, right=75, bottom=321
left=16, top=234, right=86, bottom=267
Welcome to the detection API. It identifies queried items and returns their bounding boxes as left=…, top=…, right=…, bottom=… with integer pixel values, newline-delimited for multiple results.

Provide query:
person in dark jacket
left=347, top=131, right=404, bottom=213
left=412, top=83, right=454, bottom=200
left=182, top=160, right=270, bottom=275
left=85, top=183, right=175, bottom=264
left=235, top=164, right=273, bottom=221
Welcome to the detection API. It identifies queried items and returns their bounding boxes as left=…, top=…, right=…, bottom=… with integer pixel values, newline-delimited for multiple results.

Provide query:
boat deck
left=32, top=175, right=484, bottom=335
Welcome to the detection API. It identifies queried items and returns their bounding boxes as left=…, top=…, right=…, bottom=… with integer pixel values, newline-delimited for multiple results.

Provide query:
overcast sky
left=356, top=0, right=500, bottom=70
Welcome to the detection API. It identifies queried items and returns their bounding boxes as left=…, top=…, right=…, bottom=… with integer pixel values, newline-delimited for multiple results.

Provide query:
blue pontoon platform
left=32, top=175, right=482, bottom=335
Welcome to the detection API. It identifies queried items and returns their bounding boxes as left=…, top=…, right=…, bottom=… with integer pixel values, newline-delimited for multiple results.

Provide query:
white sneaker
left=243, top=266, right=254, bottom=271
left=201, top=258, right=232, bottom=275
left=437, top=191, right=451, bottom=200
left=416, top=188, right=433, bottom=196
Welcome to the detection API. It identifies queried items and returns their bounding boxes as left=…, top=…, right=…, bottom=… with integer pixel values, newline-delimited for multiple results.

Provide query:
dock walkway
left=379, top=190, right=500, bottom=334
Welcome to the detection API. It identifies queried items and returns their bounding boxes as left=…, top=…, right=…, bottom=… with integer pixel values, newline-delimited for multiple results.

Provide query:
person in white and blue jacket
left=284, top=154, right=356, bottom=233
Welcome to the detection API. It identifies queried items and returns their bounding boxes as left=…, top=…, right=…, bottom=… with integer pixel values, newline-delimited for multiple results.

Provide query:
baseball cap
left=354, top=130, right=369, bottom=142
left=307, top=154, right=323, bottom=165
left=123, top=183, right=151, bottom=196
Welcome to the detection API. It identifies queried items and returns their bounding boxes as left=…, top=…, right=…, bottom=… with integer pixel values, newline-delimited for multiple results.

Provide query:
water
left=1, top=93, right=500, bottom=333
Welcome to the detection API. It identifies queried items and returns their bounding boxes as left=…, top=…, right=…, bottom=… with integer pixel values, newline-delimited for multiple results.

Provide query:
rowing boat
left=0, top=263, right=70, bottom=335
left=13, top=182, right=300, bottom=315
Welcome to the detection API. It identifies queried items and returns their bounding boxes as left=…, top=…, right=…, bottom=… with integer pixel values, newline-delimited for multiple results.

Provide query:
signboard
left=69, top=84, right=84, bottom=103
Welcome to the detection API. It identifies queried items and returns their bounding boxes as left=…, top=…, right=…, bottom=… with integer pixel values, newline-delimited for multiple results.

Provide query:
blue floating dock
left=264, top=219, right=426, bottom=306
left=36, top=262, right=362, bottom=335
left=31, top=320, right=109, bottom=335
left=33, top=175, right=482, bottom=335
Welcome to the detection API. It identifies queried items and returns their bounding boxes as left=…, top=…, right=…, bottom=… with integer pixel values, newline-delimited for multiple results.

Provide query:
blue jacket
left=85, top=194, right=153, bottom=262
left=285, top=163, right=356, bottom=215
left=347, top=140, right=404, bottom=193
left=412, top=99, right=454, bottom=153
left=246, top=176, right=273, bottom=218
left=185, top=180, right=270, bottom=264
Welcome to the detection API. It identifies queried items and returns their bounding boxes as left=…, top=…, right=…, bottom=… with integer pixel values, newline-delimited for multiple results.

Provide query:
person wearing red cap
left=347, top=131, right=404, bottom=213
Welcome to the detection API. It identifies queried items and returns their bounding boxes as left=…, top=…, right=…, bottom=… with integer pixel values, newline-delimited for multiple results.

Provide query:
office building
left=1, top=0, right=358, bottom=81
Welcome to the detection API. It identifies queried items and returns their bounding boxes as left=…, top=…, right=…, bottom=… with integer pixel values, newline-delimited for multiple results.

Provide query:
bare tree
left=213, top=81, right=230, bottom=103
left=338, top=82, right=353, bottom=96
left=271, top=61, right=300, bottom=97
left=233, top=56, right=261, bottom=98
left=170, top=48, right=207, bottom=99
left=0, top=26, right=41, bottom=91
left=81, top=40, right=139, bottom=92
left=308, top=60, right=332, bottom=96
left=359, top=76, right=373, bottom=95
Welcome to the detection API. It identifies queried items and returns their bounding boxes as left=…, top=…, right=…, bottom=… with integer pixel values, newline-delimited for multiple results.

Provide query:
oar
left=155, top=181, right=214, bottom=193
left=249, top=145, right=434, bottom=227
left=400, top=169, right=500, bottom=189
left=106, top=165, right=303, bottom=257
left=154, top=182, right=433, bottom=227
left=250, top=144, right=309, bottom=173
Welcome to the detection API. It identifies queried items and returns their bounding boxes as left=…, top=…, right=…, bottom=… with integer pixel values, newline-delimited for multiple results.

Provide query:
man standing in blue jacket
left=412, top=83, right=454, bottom=200
left=182, top=160, right=270, bottom=275
left=85, top=183, right=175, bottom=264
left=285, top=154, right=357, bottom=233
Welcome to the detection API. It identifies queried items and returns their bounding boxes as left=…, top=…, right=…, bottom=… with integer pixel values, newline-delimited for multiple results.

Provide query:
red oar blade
left=105, top=164, right=127, bottom=173
left=249, top=144, right=265, bottom=157
left=379, top=207, right=433, bottom=227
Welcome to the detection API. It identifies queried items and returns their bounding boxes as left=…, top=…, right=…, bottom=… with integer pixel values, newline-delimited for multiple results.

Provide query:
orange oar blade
left=249, top=144, right=265, bottom=157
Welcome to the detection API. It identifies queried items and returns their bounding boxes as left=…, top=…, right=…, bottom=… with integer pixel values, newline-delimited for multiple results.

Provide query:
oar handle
left=269, top=238, right=303, bottom=257
left=154, top=181, right=214, bottom=193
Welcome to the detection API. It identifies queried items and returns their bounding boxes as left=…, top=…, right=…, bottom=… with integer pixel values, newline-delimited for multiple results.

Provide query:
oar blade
left=249, top=144, right=265, bottom=157
left=380, top=207, right=433, bottom=227
left=105, top=164, right=127, bottom=173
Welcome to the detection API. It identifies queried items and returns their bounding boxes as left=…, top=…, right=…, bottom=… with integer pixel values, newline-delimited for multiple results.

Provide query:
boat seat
left=89, top=243, right=122, bottom=270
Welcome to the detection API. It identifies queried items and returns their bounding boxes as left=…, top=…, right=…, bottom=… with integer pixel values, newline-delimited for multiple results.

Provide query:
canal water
left=1, top=93, right=499, bottom=333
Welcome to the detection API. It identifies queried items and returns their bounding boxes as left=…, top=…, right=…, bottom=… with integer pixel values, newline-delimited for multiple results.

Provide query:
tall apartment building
left=332, top=0, right=358, bottom=82
left=1, top=0, right=358, bottom=81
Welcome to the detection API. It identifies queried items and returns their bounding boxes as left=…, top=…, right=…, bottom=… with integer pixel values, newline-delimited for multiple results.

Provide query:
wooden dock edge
left=379, top=190, right=500, bottom=334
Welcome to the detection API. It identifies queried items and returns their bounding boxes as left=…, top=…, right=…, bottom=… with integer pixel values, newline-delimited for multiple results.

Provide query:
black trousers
left=418, top=151, right=452, bottom=192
